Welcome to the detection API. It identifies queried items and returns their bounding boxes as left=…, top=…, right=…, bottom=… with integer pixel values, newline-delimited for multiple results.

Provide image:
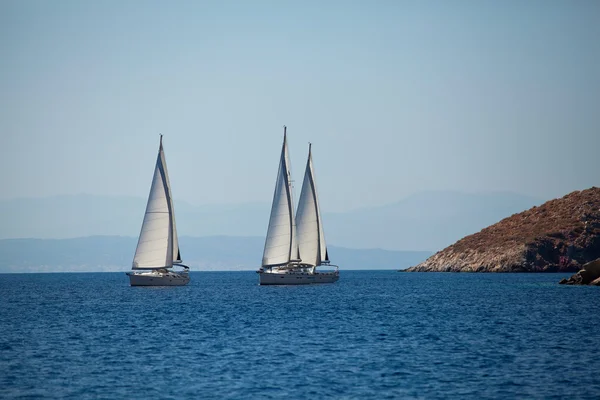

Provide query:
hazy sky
left=1, top=1, right=599, bottom=212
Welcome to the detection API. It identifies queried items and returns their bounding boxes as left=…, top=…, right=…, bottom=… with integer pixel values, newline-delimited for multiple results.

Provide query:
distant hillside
left=325, top=191, right=541, bottom=251
left=0, top=191, right=542, bottom=251
left=0, top=195, right=270, bottom=240
left=407, top=188, right=600, bottom=272
left=0, top=236, right=432, bottom=273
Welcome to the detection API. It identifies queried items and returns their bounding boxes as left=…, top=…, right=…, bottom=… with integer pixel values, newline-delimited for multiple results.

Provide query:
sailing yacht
left=295, top=143, right=339, bottom=283
left=126, top=136, right=190, bottom=286
left=257, top=127, right=338, bottom=285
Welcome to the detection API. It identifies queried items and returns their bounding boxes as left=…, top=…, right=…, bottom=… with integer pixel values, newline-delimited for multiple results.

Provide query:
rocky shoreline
left=405, top=188, right=600, bottom=273
left=559, top=259, right=600, bottom=285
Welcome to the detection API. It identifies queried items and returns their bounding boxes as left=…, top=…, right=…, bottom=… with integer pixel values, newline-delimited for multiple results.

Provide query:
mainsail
left=132, top=136, right=181, bottom=269
left=262, top=127, right=300, bottom=267
left=296, top=143, right=329, bottom=267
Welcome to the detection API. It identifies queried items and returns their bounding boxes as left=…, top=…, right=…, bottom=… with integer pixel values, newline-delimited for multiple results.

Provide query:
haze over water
left=1, top=1, right=599, bottom=213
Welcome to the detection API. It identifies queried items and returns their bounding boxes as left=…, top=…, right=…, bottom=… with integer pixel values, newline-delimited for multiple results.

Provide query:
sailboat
left=257, top=127, right=338, bottom=285
left=295, top=143, right=339, bottom=283
left=126, top=135, right=190, bottom=286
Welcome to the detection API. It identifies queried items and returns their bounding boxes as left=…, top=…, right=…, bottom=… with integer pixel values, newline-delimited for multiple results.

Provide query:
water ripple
left=0, top=271, right=599, bottom=399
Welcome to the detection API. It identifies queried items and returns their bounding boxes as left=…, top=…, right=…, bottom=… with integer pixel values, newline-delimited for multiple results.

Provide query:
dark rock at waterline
left=559, top=258, right=600, bottom=285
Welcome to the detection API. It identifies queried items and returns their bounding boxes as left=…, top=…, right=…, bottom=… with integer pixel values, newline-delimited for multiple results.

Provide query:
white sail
left=132, top=137, right=178, bottom=269
left=262, top=128, right=300, bottom=267
left=296, top=144, right=329, bottom=267
left=162, top=147, right=181, bottom=263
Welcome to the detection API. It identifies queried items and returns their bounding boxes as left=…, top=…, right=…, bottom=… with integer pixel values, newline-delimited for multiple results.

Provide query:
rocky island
left=405, top=187, right=600, bottom=273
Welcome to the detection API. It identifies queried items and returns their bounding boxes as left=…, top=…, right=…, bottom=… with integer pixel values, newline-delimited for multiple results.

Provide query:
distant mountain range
left=0, top=191, right=543, bottom=251
left=0, top=236, right=432, bottom=273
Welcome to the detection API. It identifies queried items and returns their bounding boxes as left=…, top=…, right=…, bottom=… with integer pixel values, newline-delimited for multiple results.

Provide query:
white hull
left=257, top=268, right=339, bottom=285
left=127, top=270, right=190, bottom=286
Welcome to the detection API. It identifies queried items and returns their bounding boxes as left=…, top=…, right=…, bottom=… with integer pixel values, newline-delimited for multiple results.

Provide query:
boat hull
left=258, top=270, right=339, bottom=285
left=127, top=270, right=190, bottom=286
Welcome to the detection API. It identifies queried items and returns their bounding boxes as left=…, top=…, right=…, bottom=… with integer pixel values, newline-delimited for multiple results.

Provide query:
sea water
left=1, top=271, right=599, bottom=399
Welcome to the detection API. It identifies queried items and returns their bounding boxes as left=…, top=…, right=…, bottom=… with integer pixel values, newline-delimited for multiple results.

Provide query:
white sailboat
left=257, top=127, right=338, bottom=285
left=295, top=143, right=339, bottom=283
left=127, top=135, right=190, bottom=286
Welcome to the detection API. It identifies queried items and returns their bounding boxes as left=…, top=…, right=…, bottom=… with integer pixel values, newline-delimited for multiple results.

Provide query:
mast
left=159, top=134, right=182, bottom=263
left=296, top=142, right=328, bottom=266
left=284, top=126, right=300, bottom=263
left=308, top=143, right=322, bottom=263
left=132, top=135, right=176, bottom=270
left=158, top=135, right=174, bottom=267
left=284, top=126, right=293, bottom=262
left=262, top=126, right=300, bottom=267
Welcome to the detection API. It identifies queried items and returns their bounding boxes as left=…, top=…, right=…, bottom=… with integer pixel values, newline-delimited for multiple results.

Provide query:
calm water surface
left=1, top=271, right=599, bottom=399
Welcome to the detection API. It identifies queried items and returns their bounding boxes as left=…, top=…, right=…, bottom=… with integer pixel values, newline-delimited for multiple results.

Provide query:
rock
left=570, top=272, right=583, bottom=285
left=578, top=269, right=596, bottom=285
left=582, top=259, right=600, bottom=278
left=558, top=258, right=600, bottom=285
left=406, top=188, right=600, bottom=273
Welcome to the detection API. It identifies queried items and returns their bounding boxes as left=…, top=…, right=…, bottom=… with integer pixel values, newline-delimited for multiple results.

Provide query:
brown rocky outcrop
left=559, top=258, right=600, bottom=285
left=406, top=188, right=600, bottom=273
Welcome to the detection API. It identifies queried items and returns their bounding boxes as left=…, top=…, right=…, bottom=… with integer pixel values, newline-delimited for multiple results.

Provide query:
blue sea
left=1, top=271, right=599, bottom=399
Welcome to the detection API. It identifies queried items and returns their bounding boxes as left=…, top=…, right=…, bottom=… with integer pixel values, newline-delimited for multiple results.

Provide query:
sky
left=1, top=0, right=599, bottom=212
